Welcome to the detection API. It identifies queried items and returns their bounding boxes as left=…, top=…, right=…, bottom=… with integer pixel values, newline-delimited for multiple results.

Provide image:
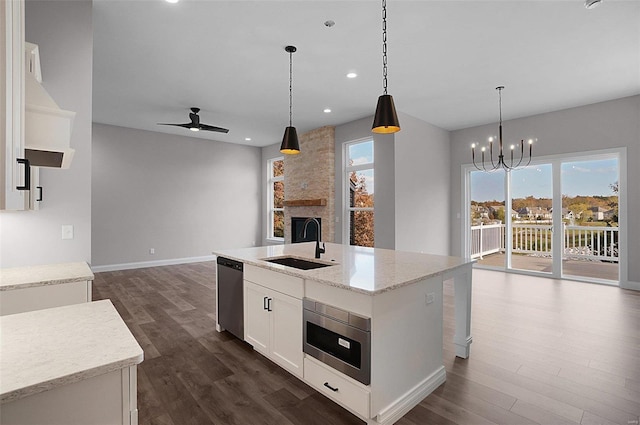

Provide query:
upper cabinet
left=1, top=0, right=28, bottom=211
left=1, top=0, right=76, bottom=211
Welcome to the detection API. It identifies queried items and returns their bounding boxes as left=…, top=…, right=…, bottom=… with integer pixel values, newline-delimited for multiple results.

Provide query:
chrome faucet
left=302, top=218, right=325, bottom=259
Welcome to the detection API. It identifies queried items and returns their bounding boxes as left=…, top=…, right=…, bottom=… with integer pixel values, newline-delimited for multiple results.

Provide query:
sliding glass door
left=467, top=151, right=621, bottom=284
left=509, top=164, right=554, bottom=274
left=560, top=158, right=619, bottom=281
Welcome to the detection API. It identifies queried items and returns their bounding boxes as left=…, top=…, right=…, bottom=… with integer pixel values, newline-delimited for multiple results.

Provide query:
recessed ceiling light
left=323, top=108, right=331, bottom=113
left=346, top=72, right=357, bottom=79
left=245, top=137, right=252, bottom=141
left=166, top=0, right=179, bottom=3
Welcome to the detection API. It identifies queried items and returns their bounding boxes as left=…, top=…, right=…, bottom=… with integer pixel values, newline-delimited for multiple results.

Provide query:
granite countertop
left=0, top=262, right=94, bottom=291
left=0, top=299, right=143, bottom=404
left=213, top=242, right=473, bottom=295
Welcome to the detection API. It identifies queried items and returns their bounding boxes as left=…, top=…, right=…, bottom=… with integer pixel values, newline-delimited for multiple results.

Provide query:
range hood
left=24, top=42, right=76, bottom=169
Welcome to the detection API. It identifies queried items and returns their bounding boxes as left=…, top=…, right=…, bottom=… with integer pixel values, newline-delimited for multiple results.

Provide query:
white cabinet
left=243, top=265, right=303, bottom=379
left=1, top=365, right=139, bottom=425
left=304, top=356, right=370, bottom=419
left=244, top=280, right=270, bottom=354
left=1, top=0, right=29, bottom=211
left=0, top=262, right=94, bottom=316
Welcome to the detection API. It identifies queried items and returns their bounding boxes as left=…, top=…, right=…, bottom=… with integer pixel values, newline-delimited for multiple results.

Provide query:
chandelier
left=471, top=86, right=534, bottom=172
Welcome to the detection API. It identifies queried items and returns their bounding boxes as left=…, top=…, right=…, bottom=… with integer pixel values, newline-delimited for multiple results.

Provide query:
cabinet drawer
left=244, top=264, right=303, bottom=299
left=304, top=357, right=370, bottom=418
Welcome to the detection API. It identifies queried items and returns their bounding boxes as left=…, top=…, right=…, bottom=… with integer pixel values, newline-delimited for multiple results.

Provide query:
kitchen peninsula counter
left=0, top=300, right=143, bottom=424
left=0, top=262, right=94, bottom=315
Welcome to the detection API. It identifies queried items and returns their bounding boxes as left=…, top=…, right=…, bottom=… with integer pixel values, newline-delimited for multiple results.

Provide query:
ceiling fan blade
left=199, top=124, right=229, bottom=133
left=158, top=123, right=193, bottom=129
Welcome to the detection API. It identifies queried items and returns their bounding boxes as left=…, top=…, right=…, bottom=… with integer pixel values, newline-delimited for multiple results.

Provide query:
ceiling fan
left=158, top=107, right=229, bottom=133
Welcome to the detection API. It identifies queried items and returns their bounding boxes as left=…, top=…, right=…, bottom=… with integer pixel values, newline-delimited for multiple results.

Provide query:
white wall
left=449, top=95, right=640, bottom=288
left=0, top=1, right=92, bottom=268
left=394, top=112, right=451, bottom=255
left=92, top=123, right=262, bottom=268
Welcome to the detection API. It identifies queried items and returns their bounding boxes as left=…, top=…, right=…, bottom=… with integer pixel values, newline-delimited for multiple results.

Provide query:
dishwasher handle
left=216, top=256, right=243, bottom=271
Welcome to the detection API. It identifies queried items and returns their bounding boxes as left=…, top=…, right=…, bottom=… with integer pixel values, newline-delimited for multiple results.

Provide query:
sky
left=348, top=140, right=374, bottom=194
left=471, top=158, right=619, bottom=202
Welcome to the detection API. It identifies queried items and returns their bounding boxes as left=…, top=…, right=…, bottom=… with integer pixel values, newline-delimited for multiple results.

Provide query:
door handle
left=36, top=186, right=43, bottom=202
left=263, top=296, right=268, bottom=310
left=267, top=298, right=272, bottom=312
left=16, top=158, right=30, bottom=191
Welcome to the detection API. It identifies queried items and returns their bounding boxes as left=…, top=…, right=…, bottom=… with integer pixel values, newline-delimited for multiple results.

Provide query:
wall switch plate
left=61, top=225, right=74, bottom=240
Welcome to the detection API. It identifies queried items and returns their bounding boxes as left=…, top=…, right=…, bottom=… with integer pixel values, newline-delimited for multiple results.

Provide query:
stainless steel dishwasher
left=216, top=257, right=243, bottom=339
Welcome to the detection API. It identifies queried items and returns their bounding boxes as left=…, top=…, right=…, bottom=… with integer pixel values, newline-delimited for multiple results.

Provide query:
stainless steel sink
left=264, top=256, right=334, bottom=270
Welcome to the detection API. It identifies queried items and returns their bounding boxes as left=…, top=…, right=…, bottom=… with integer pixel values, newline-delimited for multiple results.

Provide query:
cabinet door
left=270, top=290, right=303, bottom=378
left=244, top=281, right=270, bottom=356
left=1, top=0, right=28, bottom=211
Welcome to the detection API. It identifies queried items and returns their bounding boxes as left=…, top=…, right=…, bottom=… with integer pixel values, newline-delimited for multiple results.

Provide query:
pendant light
left=372, top=0, right=400, bottom=134
left=280, top=45, right=300, bottom=154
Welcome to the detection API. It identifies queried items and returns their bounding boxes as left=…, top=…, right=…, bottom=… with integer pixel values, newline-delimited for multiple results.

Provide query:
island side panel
left=445, top=264, right=473, bottom=358
left=370, top=275, right=445, bottom=421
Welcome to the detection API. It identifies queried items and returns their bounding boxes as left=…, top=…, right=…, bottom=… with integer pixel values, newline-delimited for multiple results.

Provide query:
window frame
left=343, top=139, right=375, bottom=247
left=267, top=156, right=285, bottom=242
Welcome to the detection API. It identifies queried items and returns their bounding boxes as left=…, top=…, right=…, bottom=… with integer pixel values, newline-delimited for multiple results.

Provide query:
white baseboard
left=91, top=255, right=215, bottom=273
left=621, top=279, right=640, bottom=291
left=374, top=366, right=446, bottom=425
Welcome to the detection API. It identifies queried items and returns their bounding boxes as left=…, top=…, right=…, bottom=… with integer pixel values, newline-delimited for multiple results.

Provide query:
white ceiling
left=92, top=0, right=640, bottom=148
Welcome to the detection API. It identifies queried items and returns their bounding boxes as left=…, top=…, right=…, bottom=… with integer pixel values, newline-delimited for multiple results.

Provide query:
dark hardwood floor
left=93, top=263, right=640, bottom=425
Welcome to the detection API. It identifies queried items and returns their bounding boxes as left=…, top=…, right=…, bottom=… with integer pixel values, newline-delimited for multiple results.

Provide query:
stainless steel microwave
left=303, top=298, right=371, bottom=385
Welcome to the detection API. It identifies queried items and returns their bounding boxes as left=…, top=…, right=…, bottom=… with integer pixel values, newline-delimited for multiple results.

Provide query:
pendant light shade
left=372, top=94, right=400, bottom=134
left=280, top=126, right=300, bottom=154
left=372, top=0, right=400, bottom=134
left=280, top=45, right=300, bottom=155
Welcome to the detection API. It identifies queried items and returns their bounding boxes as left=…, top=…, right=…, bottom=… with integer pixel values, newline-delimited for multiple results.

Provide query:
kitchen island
left=0, top=300, right=144, bottom=425
left=213, top=242, right=473, bottom=425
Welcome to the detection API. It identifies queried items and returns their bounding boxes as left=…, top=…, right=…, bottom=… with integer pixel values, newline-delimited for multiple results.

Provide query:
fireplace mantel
left=283, top=199, right=327, bottom=207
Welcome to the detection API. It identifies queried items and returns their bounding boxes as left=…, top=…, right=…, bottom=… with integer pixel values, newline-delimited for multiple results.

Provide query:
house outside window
left=344, top=140, right=374, bottom=247
left=268, top=157, right=284, bottom=240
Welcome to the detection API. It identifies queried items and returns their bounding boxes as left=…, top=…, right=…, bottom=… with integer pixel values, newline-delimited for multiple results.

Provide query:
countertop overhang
left=0, top=262, right=94, bottom=291
left=213, top=242, right=473, bottom=295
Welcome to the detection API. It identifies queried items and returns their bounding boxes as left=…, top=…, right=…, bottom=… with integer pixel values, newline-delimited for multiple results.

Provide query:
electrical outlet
left=149, top=248, right=155, bottom=255
left=425, top=292, right=435, bottom=305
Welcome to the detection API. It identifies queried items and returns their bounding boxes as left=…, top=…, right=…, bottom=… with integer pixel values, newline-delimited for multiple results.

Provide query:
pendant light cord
left=498, top=86, right=503, bottom=125
left=289, top=49, right=293, bottom=127
left=382, top=0, right=388, bottom=95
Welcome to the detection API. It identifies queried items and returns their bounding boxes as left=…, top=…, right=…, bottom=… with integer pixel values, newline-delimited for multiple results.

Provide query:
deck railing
left=470, top=223, right=619, bottom=262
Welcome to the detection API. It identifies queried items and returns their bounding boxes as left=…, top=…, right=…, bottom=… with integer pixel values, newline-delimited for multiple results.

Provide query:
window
left=344, top=140, right=374, bottom=247
left=268, top=157, right=284, bottom=240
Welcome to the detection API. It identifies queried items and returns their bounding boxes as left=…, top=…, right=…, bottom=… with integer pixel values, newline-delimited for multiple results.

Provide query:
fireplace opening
left=291, top=217, right=321, bottom=244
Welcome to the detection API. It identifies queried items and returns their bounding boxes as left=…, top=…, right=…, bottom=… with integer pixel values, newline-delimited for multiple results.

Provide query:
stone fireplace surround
left=283, top=126, right=335, bottom=244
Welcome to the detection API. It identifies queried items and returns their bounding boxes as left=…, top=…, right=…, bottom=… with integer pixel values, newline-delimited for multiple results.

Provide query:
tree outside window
left=268, top=158, right=284, bottom=239
left=345, top=140, right=374, bottom=247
